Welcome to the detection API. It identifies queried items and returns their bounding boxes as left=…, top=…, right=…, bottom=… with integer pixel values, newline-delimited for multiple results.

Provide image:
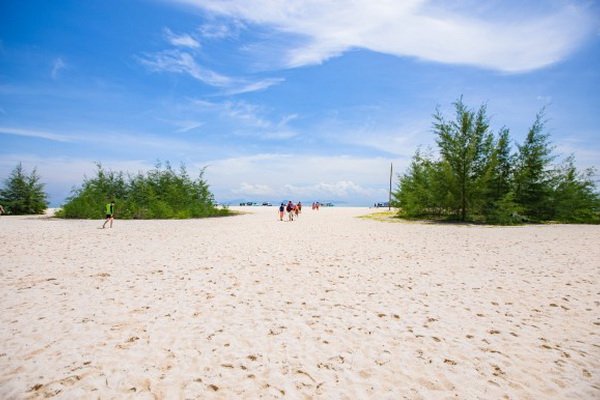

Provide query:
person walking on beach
left=279, top=203, right=285, bottom=221
left=286, top=201, right=294, bottom=221
left=102, top=201, right=115, bottom=228
left=0, top=204, right=5, bottom=217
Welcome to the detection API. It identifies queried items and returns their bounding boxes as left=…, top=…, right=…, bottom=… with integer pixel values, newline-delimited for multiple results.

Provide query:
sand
left=0, top=207, right=599, bottom=399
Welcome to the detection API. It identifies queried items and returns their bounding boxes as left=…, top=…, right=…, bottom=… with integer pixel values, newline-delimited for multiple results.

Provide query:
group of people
left=279, top=201, right=302, bottom=221
left=277, top=201, right=325, bottom=221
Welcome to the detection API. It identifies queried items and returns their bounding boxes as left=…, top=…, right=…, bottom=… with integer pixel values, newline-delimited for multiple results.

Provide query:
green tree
left=487, top=128, right=513, bottom=201
left=513, top=111, right=555, bottom=221
left=57, top=163, right=127, bottom=219
left=433, top=98, right=493, bottom=221
left=393, top=99, right=598, bottom=224
left=0, top=162, right=49, bottom=214
left=480, top=127, right=523, bottom=223
left=393, top=148, right=436, bottom=217
left=549, top=155, right=599, bottom=223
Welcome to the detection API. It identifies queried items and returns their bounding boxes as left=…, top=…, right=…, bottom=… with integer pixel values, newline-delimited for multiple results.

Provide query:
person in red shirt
left=286, top=201, right=294, bottom=221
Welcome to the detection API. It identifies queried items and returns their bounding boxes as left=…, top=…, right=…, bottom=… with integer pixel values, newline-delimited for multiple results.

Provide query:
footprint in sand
left=375, top=350, right=392, bottom=365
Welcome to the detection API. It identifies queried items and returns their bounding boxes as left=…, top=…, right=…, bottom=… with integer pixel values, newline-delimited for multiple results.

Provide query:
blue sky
left=1, top=0, right=599, bottom=206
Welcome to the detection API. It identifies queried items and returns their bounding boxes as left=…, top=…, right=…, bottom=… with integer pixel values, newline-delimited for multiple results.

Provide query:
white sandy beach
left=0, top=207, right=599, bottom=399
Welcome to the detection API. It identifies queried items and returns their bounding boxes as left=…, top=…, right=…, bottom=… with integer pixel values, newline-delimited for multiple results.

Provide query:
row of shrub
left=56, top=162, right=230, bottom=219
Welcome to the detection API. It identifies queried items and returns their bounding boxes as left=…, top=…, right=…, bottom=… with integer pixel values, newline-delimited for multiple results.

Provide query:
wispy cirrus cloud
left=169, top=0, right=596, bottom=72
left=199, top=19, right=244, bottom=39
left=138, top=49, right=283, bottom=93
left=51, top=58, right=66, bottom=79
left=138, top=24, right=284, bottom=94
left=189, top=98, right=297, bottom=137
left=0, top=125, right=210, bottom=153
left=139, top=49, right=232, bottom=86
left=172, top=120, right=204, bottom=133
left=221, top=77, right=285, bottom=95
left=164, top=28, right=201, bottom=48
left=0, top=126, right=72, bottom=142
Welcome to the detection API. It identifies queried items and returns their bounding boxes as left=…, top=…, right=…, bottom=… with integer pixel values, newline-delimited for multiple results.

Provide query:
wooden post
left=389, top=162, right=393, bottom=211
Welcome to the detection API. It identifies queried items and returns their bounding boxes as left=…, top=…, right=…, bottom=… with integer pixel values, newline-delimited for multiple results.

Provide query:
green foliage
left=392, top=148, right=435, bottom=217
left=484, top=128, right=514, bottom=203
left=485, top=191, right=526, bottom=225
left=548, top=156, right=600, bottom=223
left=393, top=98, right=599, bottom=224
left=433, top=98, right=494, bottom=221
left=513, top=111, right=555, bottom=221
left=0, top=163, right=49, bottom=215
left=56, top=162, right=230, bottom=219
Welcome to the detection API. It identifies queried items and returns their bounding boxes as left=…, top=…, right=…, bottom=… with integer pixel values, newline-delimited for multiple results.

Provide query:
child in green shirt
left=102, top=201, right=115, bottom=228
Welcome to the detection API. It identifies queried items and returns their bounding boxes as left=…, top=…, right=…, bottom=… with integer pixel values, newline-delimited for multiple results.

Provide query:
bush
left=56, top=162, right=230, bottom=219
left=394, top=99, right=599, bottom=224
left=0, top=163, right=49, bottom=215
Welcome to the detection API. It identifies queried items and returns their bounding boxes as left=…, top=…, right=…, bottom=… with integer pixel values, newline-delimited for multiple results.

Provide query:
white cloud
left=174, top=120, right=204, bottom=133
left=203, top=153, right=399, bottom=203
left=221, top=77, right=285, bottom=95
left=190, top=98, right=269, bottom=126
left=233, top=182, right=276, bottom=196
left=221, top=100, right=270, bottom=127
left=283, top=180, right=380, bottom=198
left=164, top=28, right=201, bottom=48
left=232, top=180, right=384, bottom=200
left=313, top=112, right=435, bottom=158
left=258, top=130, right=297, bottom=140
left=139, top=50, right=233, bottom=86
left=170, top=0, right=595, bottom=72
left=51, top=58, right=67, bottom=79
left=555, top=140, right=600, bottom=172
left=0, top=126, right=72, bottom=142
left=199, top=20, right=244, bottom=39
left=138, top=49, right=284, bottom=94
left=188, top=98, right=297, bottom=138
left=0, top=124, right=211, bottom=153
left=277, top=114, right=298, bottom=128
left=139, top=22, right=285, bottom=94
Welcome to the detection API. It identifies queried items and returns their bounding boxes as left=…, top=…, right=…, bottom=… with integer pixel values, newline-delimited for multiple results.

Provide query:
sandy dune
left=1, top=207, right=599, bottom=399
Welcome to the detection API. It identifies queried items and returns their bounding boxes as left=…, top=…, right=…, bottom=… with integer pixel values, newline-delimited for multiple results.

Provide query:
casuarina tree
left=0, top=162, right=49, bottom=214
left=57, top=161, right=229, bottom=219
left=433, top=98, right=494, bottom=221
left=513, top=111, right=555, bottom=221
left=393, top=98, right=599, bottom=224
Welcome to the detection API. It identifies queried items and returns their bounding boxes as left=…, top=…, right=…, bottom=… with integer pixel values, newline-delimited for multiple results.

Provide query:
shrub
left=56, top=162, right=229, bottom=219
left=0, top=163, right=49, bottom=215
